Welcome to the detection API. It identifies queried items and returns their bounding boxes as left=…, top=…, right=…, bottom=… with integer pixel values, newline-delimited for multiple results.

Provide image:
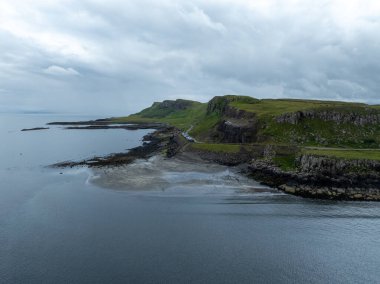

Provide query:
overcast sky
left=1, top=0, right=379, bottom=115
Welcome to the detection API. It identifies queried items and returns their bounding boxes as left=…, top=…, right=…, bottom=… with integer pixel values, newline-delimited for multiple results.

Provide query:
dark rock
left=21, top=127, right=49, bottom=131
left=216, top=119, right=258, bottom=143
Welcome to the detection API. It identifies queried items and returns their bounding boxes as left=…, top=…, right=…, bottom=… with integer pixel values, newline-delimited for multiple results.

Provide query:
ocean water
left=1, top=114, right=380, bottom=284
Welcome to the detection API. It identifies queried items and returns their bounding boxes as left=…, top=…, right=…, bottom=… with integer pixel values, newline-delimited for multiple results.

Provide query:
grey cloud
left=0, top=0, right=379, bottom=115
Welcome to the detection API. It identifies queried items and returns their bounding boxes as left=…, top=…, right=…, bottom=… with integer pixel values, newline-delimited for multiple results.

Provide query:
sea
left=1, top=114, right=380, bottom=284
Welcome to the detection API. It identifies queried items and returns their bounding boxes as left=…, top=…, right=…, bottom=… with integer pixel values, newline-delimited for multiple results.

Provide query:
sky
left=0, top=0, right=380, bottom=115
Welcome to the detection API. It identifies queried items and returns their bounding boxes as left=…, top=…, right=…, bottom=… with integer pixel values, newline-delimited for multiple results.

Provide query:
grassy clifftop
left=115, top=99, right=207, bottom=130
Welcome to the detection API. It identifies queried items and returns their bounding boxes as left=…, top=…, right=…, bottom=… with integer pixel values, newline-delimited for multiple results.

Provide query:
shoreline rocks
left=52, top=126, right=177, bottom=168
left=248, top=157, right=380, bottom=201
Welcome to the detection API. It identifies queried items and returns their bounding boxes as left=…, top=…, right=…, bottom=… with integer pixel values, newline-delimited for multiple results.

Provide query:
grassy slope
left=230, top=99, right=380, bottom=148
left=113, top=102, right=208, bottom=131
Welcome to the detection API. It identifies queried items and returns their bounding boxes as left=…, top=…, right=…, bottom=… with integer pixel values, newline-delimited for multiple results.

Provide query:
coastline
left=50, top=121, right=380, bottom=201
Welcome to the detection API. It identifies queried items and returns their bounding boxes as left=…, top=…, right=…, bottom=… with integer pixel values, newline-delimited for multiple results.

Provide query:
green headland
left=112, top=95, right=380, bottom=170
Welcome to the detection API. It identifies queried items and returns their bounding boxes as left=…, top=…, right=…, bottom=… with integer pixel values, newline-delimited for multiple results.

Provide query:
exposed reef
left=21, top=127, right=49, bottom=131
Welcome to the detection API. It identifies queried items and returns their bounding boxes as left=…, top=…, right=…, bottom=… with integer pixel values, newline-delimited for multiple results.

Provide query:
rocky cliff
left=276, top=109, right=380, bottom=125
left=249, top=154, right=380, bottom=201
left=207, top=96, right=259, bottom=143
left=216, top=119, right=258, bottom=143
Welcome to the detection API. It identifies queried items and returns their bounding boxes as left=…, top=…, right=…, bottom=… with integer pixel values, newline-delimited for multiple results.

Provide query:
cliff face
left=298, top=154, right=380, bottom=176
left=276, top=109, right=380, bottom=125
left=217, top=120, right=258, bottom=143
left=206, top=96, right=260, bottom=143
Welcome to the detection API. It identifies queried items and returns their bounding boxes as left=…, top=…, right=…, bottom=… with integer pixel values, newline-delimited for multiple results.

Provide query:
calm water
left=1, top=114, right=380, bottom=284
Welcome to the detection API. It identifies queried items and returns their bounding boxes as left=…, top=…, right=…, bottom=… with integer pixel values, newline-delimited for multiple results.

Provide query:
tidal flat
left=90, top=154, right=276, bottom=195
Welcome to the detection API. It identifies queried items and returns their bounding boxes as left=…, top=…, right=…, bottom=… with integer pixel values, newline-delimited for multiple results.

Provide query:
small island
left=52, top=95, right=380, bottom=201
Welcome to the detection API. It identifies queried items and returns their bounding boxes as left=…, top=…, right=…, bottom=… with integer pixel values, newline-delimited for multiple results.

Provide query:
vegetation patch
left=272, top=154, right=298, bottom=171
left=189, top=113, right=220, bottom=140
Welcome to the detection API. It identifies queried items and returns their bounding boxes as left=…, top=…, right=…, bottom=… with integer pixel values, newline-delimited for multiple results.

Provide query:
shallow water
left=1, top=114, right=380, bottom=283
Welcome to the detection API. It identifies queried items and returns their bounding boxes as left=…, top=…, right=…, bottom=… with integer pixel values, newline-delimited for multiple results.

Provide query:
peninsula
left=52, top=95, right=380, bottom=201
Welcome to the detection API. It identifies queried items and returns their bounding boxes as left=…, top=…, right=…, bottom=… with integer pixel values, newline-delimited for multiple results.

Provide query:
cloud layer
left=1, top=0, right=379, bottom=114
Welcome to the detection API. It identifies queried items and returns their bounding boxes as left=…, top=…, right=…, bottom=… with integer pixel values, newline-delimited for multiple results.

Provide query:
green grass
left=260, top=118, right=380, bottom=148
left=114, top=103, right=208, bottom=131
left=273, top=154, right=297, bottom=171
left=189, top=113, right=220, bottom=140
left=230, top=99, right=371, bottom=118
left=302, top=148, right=380, bottom=161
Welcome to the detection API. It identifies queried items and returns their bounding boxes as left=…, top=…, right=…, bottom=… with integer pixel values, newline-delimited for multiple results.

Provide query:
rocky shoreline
left=51, top=123, right=380, bottom=201
left=52, top=125, right=176, bottom=168
left=249, top=159, right=380, bottom=201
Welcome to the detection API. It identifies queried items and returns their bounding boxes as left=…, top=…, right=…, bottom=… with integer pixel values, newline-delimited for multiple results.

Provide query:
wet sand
left=90, top=154, right=279, bottom=195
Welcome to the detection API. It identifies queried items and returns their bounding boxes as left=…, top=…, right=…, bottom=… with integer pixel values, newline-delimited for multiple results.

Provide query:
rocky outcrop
left=167, top=130, right=187, bottom=158
left=155, top=99, right=195, bottom=111
left=21, top=127, right=49, bottom=131
left=208, top=97, right=259, bottom=143
left=217, top=119, right=258, bottom=143
left=298, top=154, right=380, bottom=176
left=207, top=95, right=258, bottom=115
left=248, top=155, right=380, bottom=201
left=52, top=126, right=178, bottom=168
left=276, top=109, right=380, bottom=125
